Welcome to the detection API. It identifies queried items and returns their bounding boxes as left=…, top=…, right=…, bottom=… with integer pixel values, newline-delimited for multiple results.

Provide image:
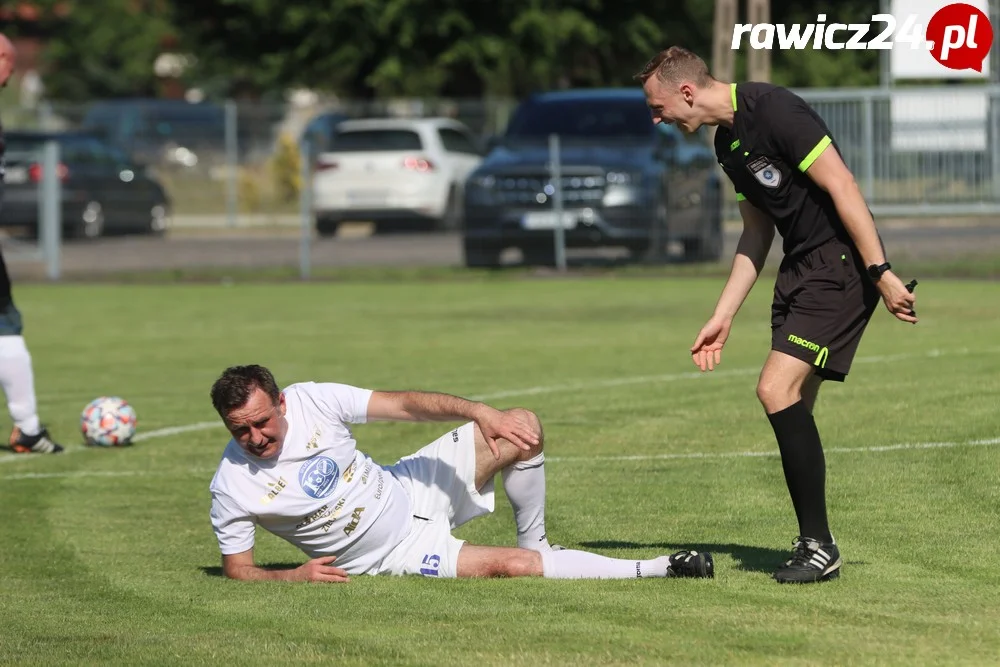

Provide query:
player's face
left=225, top=388, right=288, bottom=459
left=643, top=79, right=698, bottom=133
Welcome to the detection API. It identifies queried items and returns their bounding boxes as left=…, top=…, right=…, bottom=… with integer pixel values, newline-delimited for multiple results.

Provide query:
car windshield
left=504, top=99, right=656, bottom=140
left=328, top=129, right=423, bottom=152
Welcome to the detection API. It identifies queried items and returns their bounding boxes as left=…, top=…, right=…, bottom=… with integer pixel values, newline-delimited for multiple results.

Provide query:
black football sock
left=767, top=400, right=833, bottom=544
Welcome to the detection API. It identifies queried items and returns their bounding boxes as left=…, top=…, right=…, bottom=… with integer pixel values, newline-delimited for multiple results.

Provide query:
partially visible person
left=0, top=33, right=62, bottom=455
left=208, top=364, right=714, bottom=582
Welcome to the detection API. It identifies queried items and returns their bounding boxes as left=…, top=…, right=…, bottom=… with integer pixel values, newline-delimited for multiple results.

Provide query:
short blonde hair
left=635, top=46, right=712, bottom=87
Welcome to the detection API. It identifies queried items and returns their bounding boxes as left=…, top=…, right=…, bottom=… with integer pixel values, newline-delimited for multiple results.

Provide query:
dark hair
left=634, top=46, right=712, bottom=86
left=210, top=365, right=281, bottom=418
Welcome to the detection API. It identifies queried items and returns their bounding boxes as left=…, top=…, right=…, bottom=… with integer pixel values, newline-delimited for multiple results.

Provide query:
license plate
left=347, top=190, right=388, bottom=206
left=3, top=166, right=28, bottom=184
left=521, top=211, right=578, bottom=230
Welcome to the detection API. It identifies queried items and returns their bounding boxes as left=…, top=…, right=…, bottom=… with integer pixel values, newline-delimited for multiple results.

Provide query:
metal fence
left=796, top=84, right=1000, bottom=217
left=1, top=86, right=999, bottom=279
left=4, top=86, right=999, bottom=225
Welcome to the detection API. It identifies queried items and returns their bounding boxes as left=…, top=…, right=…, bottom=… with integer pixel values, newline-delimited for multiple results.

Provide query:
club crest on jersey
left=299, top=456, right=340, bottom=499
left=748, top=156, right=781, bottom=188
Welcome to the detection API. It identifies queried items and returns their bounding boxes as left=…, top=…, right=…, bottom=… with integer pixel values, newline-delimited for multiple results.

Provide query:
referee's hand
left=691, top=316, right=732, bottom=371
left=877, top=271, right=918, bottom=324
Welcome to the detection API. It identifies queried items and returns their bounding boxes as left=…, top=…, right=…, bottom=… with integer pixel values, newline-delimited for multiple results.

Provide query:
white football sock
left=501, top=452, right=551, bottom=551
left=540, top=549, right=672, bottom=579
left=0, top=335, right=41, bottom=435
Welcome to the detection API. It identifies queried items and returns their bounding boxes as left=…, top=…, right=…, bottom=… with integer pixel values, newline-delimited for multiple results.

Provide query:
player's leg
left=0, top=299, right=62, bottom=454
left=456, top=544, right=714, bottom=580
left=470, top=408, right=553, bottom=552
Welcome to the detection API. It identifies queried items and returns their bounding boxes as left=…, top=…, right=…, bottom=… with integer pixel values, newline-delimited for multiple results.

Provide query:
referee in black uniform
left=637, top=46, right=916, bottom=583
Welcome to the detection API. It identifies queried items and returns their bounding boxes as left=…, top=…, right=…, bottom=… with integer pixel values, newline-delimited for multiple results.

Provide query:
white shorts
left=374, top=422, right=494, bottom=578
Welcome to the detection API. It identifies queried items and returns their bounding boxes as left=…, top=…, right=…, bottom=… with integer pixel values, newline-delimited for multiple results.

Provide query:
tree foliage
left=14, top=0, right=883, bottom=101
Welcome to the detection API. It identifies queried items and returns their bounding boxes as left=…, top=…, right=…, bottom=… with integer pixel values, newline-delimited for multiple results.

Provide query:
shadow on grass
left=199, top=563, right=301, bottom=578
left=576, top=540, right=791, bottom=573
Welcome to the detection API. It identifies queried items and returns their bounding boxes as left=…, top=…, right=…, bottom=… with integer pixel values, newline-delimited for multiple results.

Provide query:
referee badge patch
left=747, top=156, right=781, bottom=188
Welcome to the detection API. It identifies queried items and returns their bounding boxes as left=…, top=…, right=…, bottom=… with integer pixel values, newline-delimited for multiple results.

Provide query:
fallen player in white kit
left=209, top=365, right=714, bottom=582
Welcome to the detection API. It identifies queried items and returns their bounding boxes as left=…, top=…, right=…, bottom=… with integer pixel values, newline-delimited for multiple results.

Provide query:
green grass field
left=1, top=275, right=998, bottom=666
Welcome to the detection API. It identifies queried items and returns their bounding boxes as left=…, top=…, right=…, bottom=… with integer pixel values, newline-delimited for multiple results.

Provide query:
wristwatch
left=866, top=262, right=892, bottom=282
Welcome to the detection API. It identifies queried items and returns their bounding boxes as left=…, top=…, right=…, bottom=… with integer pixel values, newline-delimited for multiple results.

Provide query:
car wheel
left=635, top=199, right=669, bottom=263
left=436, top=187, right=462, bottom=232
left=149, top=203, right=168, bottom=236
left=521, top=244, right=556, bottom=267
left=463, top=238, right=501, bottom=268
left=316, top=216, right=340, bottom=238
left=682, top=186, right=723, bottom=262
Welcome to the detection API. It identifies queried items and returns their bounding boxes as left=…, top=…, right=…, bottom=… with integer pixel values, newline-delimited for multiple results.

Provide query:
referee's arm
left=713, top=199, right=775, bottom=321
left=803, top=148, right=885, bottom=268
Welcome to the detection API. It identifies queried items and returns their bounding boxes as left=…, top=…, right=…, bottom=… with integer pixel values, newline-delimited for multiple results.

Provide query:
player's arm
left=222, top=548, right=350, bottom=583
left=367, top=390, right=490, bottom=423
left=366, top=391, right=539, bottom=458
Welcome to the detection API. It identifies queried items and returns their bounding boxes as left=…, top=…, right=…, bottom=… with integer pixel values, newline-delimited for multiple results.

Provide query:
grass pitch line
left=0, top=346, right=995, bottom=467
left=2, top=436, right=998, bottom=481
left=0, top=420, right=224, bottom=465
left=546, top=436, right=1000, bottom=463
left=468, top=346, right=999, bottom=402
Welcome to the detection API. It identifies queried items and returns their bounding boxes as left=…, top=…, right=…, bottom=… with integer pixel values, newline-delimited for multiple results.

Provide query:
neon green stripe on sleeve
left=798, top=135, right=832, bottom=172
left=735, top=192, right=746, bottom=201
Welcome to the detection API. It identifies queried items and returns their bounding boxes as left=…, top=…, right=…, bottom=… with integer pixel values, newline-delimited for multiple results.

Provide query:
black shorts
left=771, top=238, right=880, bottom=382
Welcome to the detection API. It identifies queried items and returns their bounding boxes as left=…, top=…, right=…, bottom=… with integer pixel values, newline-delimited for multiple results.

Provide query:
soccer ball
left=81, top=396, right=138, bottom=447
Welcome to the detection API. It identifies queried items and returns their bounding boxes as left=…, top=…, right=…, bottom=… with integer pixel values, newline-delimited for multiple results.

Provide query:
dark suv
left=462, top=88, right=722, bottom=266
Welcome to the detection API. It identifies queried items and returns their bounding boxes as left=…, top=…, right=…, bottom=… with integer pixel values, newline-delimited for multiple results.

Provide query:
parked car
left=462, top=88, right=723, bottom=267
left=299, top=111, right=351, bottom=157
left=80, top=98, right=234, bottom=169
left=1, top=131, right=170, bottom=238
left=311, top=117, right=484, bottom=235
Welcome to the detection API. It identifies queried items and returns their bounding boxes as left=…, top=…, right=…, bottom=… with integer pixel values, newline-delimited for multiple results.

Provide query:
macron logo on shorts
left=787, top=334, right=830, bottom=368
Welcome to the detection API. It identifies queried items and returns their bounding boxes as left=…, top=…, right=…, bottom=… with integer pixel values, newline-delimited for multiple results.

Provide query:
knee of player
left=756, top=377, right=796, bottom=410
left=506, top=408, right=543, bottom=448
left=501, top=549, right=542, bottom=578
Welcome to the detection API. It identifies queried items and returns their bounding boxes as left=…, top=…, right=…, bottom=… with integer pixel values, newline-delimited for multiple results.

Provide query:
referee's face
left=643, top=79, right=696, bottom=133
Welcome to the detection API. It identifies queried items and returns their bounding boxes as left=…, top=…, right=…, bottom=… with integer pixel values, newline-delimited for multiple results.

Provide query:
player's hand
left=690, top=315, right=732, bottom=371
left=876, top=271, right=918, bottom=324
left=295, top=556, right=350, bottom=583
left=474, top=405, right=540, bottom=459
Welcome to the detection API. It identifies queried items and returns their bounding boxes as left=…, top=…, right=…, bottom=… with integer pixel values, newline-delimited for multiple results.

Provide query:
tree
left=30, top=0, right=176, bottom=101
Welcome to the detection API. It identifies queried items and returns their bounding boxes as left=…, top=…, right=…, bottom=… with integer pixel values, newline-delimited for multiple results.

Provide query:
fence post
left=992, top=87, right=1000, bottom=205
left=300, top=139, right=313, bottom=280
left=39, top=140, right=62, bottom=281
left=225, top=99, right=239, bottom=228
left=862, top=92, right=875, bottom=203
left=548, top=133, right=567, bottom=272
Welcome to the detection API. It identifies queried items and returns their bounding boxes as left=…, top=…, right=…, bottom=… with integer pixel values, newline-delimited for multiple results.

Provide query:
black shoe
left=774, top=537, right=841, bottom=584
left=666, top=550, right=714, bottom=578
left=9, top=426, right=64, bottom=454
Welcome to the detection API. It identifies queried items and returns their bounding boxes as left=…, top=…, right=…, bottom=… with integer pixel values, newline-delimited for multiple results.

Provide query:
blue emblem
left=299, top=456, right=340, bottom=499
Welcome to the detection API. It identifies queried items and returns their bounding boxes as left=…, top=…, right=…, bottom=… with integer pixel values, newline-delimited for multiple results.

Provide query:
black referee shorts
left=771, top=238, right=880, bottom=382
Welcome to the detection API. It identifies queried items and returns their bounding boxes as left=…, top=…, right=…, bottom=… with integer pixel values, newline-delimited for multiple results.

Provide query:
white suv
left=311, top=117, right=483, bottom=235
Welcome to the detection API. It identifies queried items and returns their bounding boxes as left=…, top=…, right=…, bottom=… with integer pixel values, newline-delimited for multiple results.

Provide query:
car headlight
left=606, top=171, right=635, bottom=185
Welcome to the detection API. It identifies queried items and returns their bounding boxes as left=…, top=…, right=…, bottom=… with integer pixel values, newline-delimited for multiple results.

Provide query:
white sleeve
left=210, top=490, right=256, bottom=555
left=312, top=382, right=374, bottom=425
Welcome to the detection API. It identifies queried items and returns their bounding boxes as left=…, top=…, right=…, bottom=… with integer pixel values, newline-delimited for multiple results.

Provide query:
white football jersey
left=209, top=382, right=412, bottom=574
